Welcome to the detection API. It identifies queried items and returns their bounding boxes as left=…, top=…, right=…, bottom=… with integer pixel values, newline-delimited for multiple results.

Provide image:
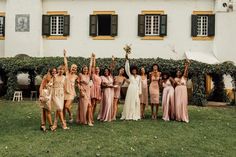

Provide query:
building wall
left=4, top=0, right=43, bottom=57
left=0, top=0, right=6, bottom=57
left=42, top=0, right=214, bottom=58
left=0, top=0, right=235, bottom=63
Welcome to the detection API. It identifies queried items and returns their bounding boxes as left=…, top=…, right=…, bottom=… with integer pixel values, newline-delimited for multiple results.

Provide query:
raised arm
left=110, top=55, right=116, bottom=74
left=90, top=53, right=96, bottom=75
left=63, top=49, right=68, bottom=73
left=183, top=60, right=190, bottom=78
left=125, top=59, right=131, bottom=78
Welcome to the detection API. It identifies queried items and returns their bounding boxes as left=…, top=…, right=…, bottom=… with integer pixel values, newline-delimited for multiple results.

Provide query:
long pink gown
left=162, top=79, right=175, bottom=121
left=90, top=74, right=102, bottom=100
left=149, top=75, right=160, bottom=104
left=140, top=77, right=148, bottom=105
left=175, top=77, right=189, bottom=123
left=97, top=76, right=114, bottom=122
left=77, top=74, right=91, bottom=124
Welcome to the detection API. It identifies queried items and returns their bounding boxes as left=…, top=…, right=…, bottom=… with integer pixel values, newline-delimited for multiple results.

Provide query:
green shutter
left=2, top=16, right=5, bottom=37
left=208, top=14, right=215, bottom=36
left=89, top=15, right=97, bottom=37
left=63, top=15, right=70, bottom=36
left=138, top=14, right=145, bottom=37
left=111, top=15, right=118, bottom=37
left=160, top=14, right=167, bottom=36
left=191, top=15, right=198, bottom=37
left=42, top=15, right=51, bottom=36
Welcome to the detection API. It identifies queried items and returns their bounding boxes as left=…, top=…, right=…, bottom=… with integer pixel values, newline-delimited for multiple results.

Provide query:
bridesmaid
left=77, top=58, right=93, bottom=126
left=39, top=69, right=53, bottom=131
left=140, top=66, right=148, bottom=119
left=51, top=65, right=69, bottom=131
left=112, top=66, right=126, bottom=120
left=97, top=68, right=114, bottom=122
left=149, top=64, right=161, bottom=119
left=174, top=60, right=190, bottom=123
left=90, top=53, right=102, bottom=123
left=161, top=72, right=175, bottom=121
left=63, top=49, right=78, bottom=123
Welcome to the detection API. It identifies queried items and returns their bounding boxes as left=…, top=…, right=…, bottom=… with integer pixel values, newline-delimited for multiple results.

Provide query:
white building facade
left=0, top=0, right=235, bottom=63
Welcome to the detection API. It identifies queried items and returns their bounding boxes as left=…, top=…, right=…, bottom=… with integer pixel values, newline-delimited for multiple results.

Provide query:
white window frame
left=197, top=15, right=208, bottom=37
left=50, top=16, right=64, bottom=36
left=0, top=16, right=4, bottom=36
left=145, top=15, right=160, bottom=36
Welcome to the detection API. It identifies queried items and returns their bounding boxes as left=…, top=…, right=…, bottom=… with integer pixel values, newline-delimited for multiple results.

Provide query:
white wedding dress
left=121, top=60, right=142, bottom=120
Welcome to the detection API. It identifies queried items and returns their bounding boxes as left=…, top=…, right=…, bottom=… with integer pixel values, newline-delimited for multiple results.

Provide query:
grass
left=0, top=100, right=236, bottom=157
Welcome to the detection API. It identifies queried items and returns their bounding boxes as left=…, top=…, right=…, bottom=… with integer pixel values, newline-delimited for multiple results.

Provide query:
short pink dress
left=90, top=74, right=102, bottom=100
left=149, top=75, right=160, bottom=104
left=98, top=76, right=114, bottom=122
left=113, top=76, right=124, bottom=99
left=140, top=76, right=148, bottom=105
left=64, top=73, right=78, bottom=100
left=174, top=77, right=189, bottom=123
left=162, top=79, right=175, bottom=121
left=77, top=74, right=91, bottom=124
left=52, top=75, right=65, bottom=111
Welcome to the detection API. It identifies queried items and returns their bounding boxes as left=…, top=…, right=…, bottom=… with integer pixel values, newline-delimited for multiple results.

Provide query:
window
left=89, top=12, right=118, bottom=39
left=197, top=16, right=208, bottom=36
left=0, top=16, right=5, bottom=37
left=42, top=13, right=70, bottom=38
left=145, top=15, right=160, bottom=36
left=191, top=12, right=215, bottom=39
left=138, top=11, right=167, bottom=39
left=50, top=16, right=64, bottom=36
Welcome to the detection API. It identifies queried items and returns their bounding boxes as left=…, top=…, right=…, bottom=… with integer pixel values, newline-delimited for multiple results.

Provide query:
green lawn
left=0, top=100, right=235, bottom=157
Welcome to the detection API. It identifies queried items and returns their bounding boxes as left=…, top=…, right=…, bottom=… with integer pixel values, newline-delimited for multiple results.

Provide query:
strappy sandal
left=88, top=122, right=94, bottom=127
left=40, top=124, right=47, bottom=132
left=50, top=125, right=57, bottom=132
left=62, top=126, right=70, bottom=130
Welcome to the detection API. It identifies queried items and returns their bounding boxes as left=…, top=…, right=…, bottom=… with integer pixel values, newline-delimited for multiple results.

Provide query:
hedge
left=0, top=56, right=236, bottom=106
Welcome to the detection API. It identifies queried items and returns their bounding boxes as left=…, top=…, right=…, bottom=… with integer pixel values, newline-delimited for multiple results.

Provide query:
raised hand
left=63, top=49, right=67, bottom=57
left=112, top=55, right=115, bottom=61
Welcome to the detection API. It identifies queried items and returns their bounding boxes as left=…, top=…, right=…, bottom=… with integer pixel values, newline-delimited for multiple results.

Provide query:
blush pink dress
left=97, top=76, right=114, bottom=122
left=52, top=75, right=65, bottom=111
left=90, top=74, right=102, bottom=100
left=174, top=77, right=189, bottom=123
left=64, top=74, right=78, bottom=100
left=140, top=76, right=148, bottom=105
left=149, top=75, right=160, bottom=104
left=162, top=79, right=175, bottom=121
left=113, top=76, right=124, bottom=99
left=77, top=74, right=91, bottom=124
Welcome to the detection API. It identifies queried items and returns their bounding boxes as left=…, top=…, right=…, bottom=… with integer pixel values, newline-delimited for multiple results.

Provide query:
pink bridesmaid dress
left=98, top=76, right=114, bottom=122
left=149, top=75, right=160, bottom=104
left=77, top=74, right=91, bottom=124
left=174, top=77, right=189, bottom=123
left=140, top=77, right=148, bottom=105
left=113, top=76, right=124, bottom=99
left=90, top=74, right=102, bottom=100
left=64, top=74, right=78, bottom=100
left=162, top=79, right=175, bottom=121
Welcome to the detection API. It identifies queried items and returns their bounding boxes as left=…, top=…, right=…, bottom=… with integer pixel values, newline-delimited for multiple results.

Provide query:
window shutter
left=208, top=14, right=215, bottom=36
left=160, top=14, right=167, bottom=36
left=89, top=15, right=97, bottom=37
left=111, top=15, right=118, bottom=37
left=138, top=14, right=145, bottom=37
left=191, top=15, right=198, bottom=37
left=42, top=15, right=51, bottom=36
left=63, top=15, right=70, bottom=36
left=2, top=16, right=5, bottom=37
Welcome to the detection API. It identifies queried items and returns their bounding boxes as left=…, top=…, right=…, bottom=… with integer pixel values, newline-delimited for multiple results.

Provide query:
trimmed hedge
left=0, top=56, right=236, bottom=105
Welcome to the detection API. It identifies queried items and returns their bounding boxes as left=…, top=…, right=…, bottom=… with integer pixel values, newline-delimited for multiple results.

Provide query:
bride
left=121, top=53, right=142, bottom=120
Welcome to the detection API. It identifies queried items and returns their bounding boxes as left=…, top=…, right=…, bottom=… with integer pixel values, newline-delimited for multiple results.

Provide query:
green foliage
left=0, top=57, right=236, bottom=105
